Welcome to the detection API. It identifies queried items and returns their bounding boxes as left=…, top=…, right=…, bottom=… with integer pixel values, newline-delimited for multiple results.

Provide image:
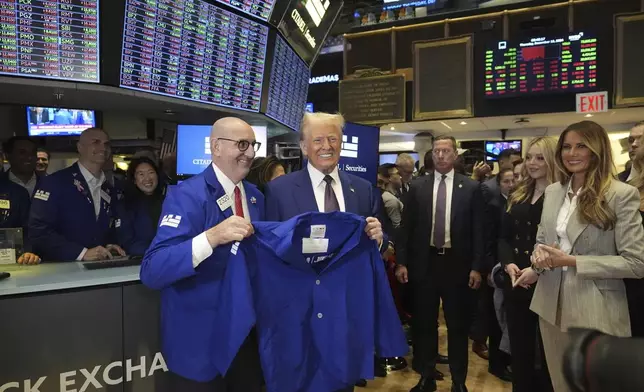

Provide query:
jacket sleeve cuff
left=192, top=232, right=213, bottom=268
left=77, top=248, right=88, bottom=261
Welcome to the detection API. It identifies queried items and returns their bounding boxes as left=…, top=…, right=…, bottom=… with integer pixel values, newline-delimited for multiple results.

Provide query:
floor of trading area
left=363, top=317, right=512, bottom=392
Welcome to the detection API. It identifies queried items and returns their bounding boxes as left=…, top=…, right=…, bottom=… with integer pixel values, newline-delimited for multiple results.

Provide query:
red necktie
left=234, top=186, right=244, bottom=218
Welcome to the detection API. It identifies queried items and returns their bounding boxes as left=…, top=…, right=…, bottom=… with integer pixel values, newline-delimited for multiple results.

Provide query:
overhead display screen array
left=215, top=0, right=275, bottom=21
left=120, top=0, right=268, bottom=112
left=264, top=35, right=309, bottom=131
left=484, top=32, right=598, bottom=98
left=0, top=0, right=100, bottom=83
left=277, top=0, right=343, bottom=65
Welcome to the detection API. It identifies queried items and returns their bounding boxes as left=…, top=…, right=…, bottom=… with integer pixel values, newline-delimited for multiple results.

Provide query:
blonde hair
left=507, top=137, right=558, bottom=210
left=556, top=121, right=617, bottom=230
left=300, top=112, right=345, bottom=141
left=629, top=133, right=644, bottom=210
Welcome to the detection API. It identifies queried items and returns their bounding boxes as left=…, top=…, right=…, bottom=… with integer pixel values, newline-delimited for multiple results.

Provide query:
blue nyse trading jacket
left=225, top=211, right=408, bottom=392
left=28, top=163, right=132, bottom=261
left=0, top=179, right=31, bottom=230
left=140, top=166, right=264, bottom=382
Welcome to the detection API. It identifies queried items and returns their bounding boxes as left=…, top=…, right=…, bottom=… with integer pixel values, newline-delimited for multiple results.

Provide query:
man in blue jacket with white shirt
left=28, top=128, right=129, bottom=261
left=141, top=117, right=264, bottom=392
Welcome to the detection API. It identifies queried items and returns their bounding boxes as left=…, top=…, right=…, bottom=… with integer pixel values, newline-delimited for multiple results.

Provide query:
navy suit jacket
left=264, top=169, right=385, bottom=239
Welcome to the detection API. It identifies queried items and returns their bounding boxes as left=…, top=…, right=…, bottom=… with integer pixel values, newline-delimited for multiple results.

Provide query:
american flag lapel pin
left=458, top=182, right=463, bottom=188
left=250, top=196, right=256, bottom=204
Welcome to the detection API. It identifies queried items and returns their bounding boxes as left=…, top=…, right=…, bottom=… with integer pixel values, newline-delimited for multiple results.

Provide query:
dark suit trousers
left=166, top=330, right=263, bottom=392
left=485, top=280, right=511, bottom=372
left=411, top=249, right=470, bottom=384
left=504, top=281, right=552, bottom=392
left=625, top=278, right=644, bottom=337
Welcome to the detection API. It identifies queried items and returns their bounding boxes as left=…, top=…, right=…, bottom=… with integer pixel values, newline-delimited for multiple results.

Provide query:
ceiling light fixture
left=390, top=126, right=395, bottom=130
left=585, top=114, right=593, bottom=118
left=460, top=121, right=467, bottom=125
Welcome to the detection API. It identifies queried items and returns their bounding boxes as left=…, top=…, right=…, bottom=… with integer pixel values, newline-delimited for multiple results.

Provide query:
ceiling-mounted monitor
left=484, top=140, right=522, bottom=161
left=120, top=0, right=268, bottom=113
left=275, top=0, right=344, bottom=66
left=213, top=0, right=276, bottom=21
left=0, top=0, right=100, bottom=83
left=484, top=31, right=598, bottom=98
left=26, top=106, right=96, bottom=137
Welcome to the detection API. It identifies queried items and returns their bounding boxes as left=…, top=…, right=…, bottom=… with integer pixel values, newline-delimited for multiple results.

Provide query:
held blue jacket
left=140, top=166, right=264, bottom=382
left=223, top=211, right=408, bottom=392
left=28, top=162, right=133, bottom=261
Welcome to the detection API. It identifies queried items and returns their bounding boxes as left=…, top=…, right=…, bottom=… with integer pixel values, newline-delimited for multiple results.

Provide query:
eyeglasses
left=217, top=138, right=261, bottom=152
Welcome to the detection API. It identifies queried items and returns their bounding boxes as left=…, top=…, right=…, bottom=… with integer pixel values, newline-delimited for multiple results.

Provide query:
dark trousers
left=504, top=281, right=552, bottom=392
left=469, top=281, right=488, bottom=344
left=625, top=278, right=644, bottom=337
left=167, top=330, right=263, bottom=392
left=485, top=281, right=511, bottom=372
left=411, top=250, right=470, bottom=384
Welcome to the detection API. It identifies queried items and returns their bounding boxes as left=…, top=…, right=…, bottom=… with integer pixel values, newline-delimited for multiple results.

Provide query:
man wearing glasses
left=141, top=117, right=265, bottom=392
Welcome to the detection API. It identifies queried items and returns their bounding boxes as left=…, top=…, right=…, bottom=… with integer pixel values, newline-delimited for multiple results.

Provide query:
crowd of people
left=376, top=120, right=644, bottom=392
left=1, top=113, right=643, bottom=392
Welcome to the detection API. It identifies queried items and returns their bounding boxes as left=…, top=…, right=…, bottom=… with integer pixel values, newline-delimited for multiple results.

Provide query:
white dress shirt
left=555, top=180, right=581, bottom=271
left=307, top=162, right=346, bottom=213
left=191, top=163, right=250, bottom=268
left=77, top=163, right=106, bottom=260
left=8, top=171, right=37, bottom=196
left=430, top=169, right=454, bottom=248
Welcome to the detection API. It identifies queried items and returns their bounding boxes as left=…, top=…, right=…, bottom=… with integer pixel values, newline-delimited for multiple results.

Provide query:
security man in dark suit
left=396, top=135, right=485, bottom=392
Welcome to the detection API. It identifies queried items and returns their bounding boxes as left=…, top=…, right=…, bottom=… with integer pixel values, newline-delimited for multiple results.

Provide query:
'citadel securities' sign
left=0, top=353, right=167, bottom=392
left=339, top=74, right=406, bottom=124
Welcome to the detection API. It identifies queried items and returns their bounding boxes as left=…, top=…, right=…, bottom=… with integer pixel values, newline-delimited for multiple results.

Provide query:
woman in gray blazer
left=514, top=121, right=644, bottom=392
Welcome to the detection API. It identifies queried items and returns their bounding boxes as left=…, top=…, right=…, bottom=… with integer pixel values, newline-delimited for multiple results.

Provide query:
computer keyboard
left=82, top=256, right=143, bottom=270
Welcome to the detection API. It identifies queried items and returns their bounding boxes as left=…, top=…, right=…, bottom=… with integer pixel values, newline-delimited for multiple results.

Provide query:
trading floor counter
left=0, top=262, right=170, bottom=392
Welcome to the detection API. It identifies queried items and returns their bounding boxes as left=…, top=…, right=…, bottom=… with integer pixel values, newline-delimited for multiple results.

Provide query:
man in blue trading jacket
left=28, top=128, right=128, bottom=261
left=140, top=117, right=265, bottom=392
left=224, top=211, right=409, bottom=392
left=0, top=174, right=40, bottom=264
left=264, top=111, right=386, bottom=391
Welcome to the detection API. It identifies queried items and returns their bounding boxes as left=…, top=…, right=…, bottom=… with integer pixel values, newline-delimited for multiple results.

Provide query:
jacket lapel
left=426, top=173, right=435, bottom=228
left=339, top=171, right=358, bottom=214
left=70, top=163, right=95, bottom=215
left=204, top=167, right=233, bottom=219
left=294, top=169, right=319, bottom=214
left=450, top=174, right=464, bottom=226
left=244, top=181, right=260, bottom=222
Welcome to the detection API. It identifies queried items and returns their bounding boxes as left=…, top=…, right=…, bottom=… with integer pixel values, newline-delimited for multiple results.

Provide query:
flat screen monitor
left=484, top=140, right=522, bottom=161
left=120, top=0, right=269, bottom=113
left=0, top=0, right=100, bottom=83
left=305, top=102, right=314, bottom=112
left=338, top=122, right=379, bottom=185
left=263, top=35, right=310, bottom=131
left=484, top=32, right=597, bottom=98
left=26, top=106, right=96, bottom=136
left=176, top=124, right=267, bottom=176
left=379, top=152, right=419, bottom=165
left=212, top=0, right=276, bottom=21
left=276, top=0, right=344, bottom=66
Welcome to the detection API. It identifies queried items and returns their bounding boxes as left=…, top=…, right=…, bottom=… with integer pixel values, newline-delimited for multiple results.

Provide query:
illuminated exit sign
left=576, top=91, right=608, bottom=114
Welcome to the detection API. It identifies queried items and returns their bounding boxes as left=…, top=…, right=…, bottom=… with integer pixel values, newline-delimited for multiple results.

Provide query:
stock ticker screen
left=214, top=0, right=275, bottom=21
left=264, top=35, right=309, bottom=131
left=484, top=32, right=598, bottom=98
left=120, top=0, right=268, bottom=112
left=0, top=0, right=100, bottom=82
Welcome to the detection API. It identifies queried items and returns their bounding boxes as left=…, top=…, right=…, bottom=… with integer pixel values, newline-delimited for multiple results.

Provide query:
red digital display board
left=485, top=32, right=597, bottom=98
